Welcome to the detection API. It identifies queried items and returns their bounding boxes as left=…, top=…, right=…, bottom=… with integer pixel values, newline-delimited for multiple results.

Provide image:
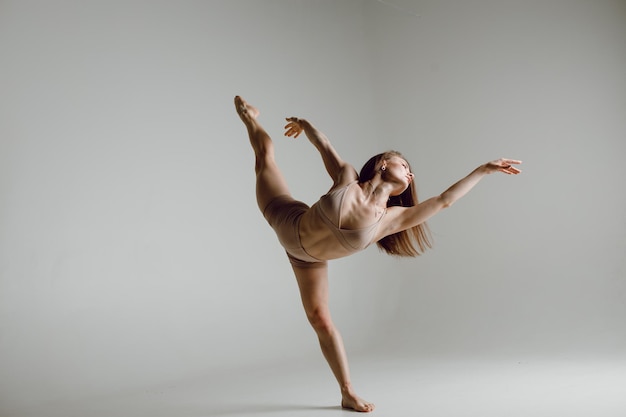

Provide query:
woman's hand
left=284, top=117, right=305, bottom=138
left=484, top=158, right=522, bottom=175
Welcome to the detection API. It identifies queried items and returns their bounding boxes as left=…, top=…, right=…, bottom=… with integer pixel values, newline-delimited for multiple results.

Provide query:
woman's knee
left=306, top=308, right=335, bottom=335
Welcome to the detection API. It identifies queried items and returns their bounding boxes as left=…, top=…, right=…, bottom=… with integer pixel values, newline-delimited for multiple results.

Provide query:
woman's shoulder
left=340, top=162, right=359, bottom=179
left=325, top=179, right=359, bottom=197
left=331, top=166, right=360, bottom=189
left=315, top=165, right=359, bottom=202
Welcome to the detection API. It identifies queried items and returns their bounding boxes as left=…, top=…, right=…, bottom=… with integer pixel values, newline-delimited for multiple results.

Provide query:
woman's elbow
left=438, top=194, right=453, bottom=209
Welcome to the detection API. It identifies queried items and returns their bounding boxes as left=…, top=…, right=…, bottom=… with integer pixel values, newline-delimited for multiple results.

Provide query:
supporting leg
left=292, top=264, right=375, bottom=413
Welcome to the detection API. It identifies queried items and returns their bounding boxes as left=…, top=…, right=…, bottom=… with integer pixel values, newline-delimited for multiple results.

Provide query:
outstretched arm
left=284, top=117, right=357, bottom=185
left=439, top=158, right=522, bottom=207
left=383, top=159, right=522, bottom=235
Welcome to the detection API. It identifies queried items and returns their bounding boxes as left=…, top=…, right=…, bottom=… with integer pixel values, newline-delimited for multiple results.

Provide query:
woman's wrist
left=476, top=163, right=490, bottom=175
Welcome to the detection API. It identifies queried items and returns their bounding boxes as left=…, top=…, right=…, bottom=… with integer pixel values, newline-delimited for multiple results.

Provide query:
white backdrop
left=1, top=1, right=625, bottom=415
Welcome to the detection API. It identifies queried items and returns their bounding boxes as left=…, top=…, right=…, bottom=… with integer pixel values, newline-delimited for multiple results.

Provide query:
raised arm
left=383, top=159, right=522, bottom=235
left=284, top=117, right=357, bottom=185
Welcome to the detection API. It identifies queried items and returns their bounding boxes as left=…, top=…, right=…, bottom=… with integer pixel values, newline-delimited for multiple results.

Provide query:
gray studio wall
left=1, top=0, right=625, bottom=414
left=362, top=0, right=626, bottom=358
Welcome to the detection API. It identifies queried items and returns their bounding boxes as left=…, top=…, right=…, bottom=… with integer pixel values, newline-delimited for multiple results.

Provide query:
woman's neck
left=363, top=179, right=391, bottom=209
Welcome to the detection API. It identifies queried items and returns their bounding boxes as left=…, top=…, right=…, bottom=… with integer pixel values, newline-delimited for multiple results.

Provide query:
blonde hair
left=359, top=151, right=432, bottom=256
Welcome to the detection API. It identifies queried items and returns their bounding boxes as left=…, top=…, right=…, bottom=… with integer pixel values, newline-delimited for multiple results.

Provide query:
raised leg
left=235, top=95, right=291, bottom=212
left=292, top=264, right=375, bottom=413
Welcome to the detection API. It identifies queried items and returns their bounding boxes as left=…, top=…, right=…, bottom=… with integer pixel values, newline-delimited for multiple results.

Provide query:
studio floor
left=10, top=353, right=626, bottom=417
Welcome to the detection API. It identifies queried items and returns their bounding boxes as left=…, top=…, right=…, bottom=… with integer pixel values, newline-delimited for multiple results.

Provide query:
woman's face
left=382, top=156, right=414, bottom=195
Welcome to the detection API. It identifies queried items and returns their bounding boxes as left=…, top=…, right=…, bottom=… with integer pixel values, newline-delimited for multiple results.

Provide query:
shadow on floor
left=205, top=403, right=343, bottom=416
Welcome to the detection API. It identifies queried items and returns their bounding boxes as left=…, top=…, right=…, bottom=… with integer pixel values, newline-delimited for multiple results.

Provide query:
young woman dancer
left=234, top=95, right=521, bottom=412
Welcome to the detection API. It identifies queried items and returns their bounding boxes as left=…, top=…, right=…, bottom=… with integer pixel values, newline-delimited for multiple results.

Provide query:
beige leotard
left=262, top=181, right=385, bottom=269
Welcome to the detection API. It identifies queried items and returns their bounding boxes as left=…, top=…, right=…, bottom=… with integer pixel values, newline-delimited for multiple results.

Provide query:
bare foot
left=234, top=95, right=260, bottom=123
left=341, top=392, right=375, bottom=413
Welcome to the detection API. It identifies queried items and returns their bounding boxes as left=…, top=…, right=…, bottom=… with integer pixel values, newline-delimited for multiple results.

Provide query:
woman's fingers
left=284, top=123, right=302, bottom=138
left=284, top=117, right=304, bottom=137
left=499, top=164, right=522, bottom=174
left=488, top=158, right=522, bottom=174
